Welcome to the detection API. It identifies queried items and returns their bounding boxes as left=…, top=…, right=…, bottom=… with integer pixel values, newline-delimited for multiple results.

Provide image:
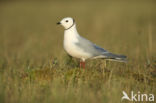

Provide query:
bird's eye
left=66, top=20, right=68, bottom=23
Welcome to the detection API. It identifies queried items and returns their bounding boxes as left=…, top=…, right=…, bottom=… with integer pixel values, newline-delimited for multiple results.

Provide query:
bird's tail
left=102, top=52, right=127, bottom=62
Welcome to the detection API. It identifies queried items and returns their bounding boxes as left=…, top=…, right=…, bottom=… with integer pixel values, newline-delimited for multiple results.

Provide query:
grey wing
left=75, top=36, right=108, bottom=56
left=75, top=36, right=127, bottom=62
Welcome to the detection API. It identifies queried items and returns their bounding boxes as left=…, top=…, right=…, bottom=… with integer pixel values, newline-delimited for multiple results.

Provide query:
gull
left=57, top=17, right=127, bottom=69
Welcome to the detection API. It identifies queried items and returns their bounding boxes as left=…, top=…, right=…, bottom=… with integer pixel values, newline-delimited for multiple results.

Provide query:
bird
left=57, top=17, right=127, bottom=69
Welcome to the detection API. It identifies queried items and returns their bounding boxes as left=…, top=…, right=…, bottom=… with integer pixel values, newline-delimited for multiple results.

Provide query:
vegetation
left=0, top=1, right=155, bottom=103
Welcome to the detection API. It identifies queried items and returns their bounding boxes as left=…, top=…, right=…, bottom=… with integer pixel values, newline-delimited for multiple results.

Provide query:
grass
left=0, top=1, right=156, bottom=103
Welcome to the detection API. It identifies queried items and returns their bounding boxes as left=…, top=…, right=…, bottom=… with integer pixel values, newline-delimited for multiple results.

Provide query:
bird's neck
left=64, top=24, right=79, bottom=35
left=64, top=24, right=80, bottom=42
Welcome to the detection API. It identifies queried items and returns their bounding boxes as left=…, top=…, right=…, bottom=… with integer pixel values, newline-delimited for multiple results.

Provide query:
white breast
left=63, top=29, right=91, bottom=60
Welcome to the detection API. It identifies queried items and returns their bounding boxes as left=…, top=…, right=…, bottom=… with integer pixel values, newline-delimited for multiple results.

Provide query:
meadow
left=0, top=1, right=155, bottom=103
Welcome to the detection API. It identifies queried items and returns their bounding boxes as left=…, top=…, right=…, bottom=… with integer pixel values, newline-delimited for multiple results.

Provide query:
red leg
left=80, top=61, right=85, bottom=69
left=82, top=61, right=85, bottom=69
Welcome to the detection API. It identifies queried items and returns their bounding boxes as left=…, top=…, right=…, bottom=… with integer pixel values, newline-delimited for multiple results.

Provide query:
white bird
left=57, top=17, right=127, bottom=69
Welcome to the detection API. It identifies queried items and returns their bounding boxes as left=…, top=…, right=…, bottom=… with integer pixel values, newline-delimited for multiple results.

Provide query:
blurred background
left=0, top=0, right=155, bottom=103
left=0, top=0, right=155, bottom=64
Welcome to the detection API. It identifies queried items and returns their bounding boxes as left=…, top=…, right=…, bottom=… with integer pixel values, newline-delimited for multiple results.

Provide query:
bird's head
left=57, top=17, right=75, bottom=30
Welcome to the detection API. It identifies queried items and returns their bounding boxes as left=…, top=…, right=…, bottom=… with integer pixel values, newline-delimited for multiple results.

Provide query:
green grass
left=0, top=1, right=155, bottom=103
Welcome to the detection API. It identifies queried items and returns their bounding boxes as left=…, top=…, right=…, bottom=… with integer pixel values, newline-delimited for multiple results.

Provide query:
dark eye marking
left=66, top=20, right=69, bottom=22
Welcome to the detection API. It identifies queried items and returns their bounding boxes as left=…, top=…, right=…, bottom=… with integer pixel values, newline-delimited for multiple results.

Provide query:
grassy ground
left=0, top=1, right=156, bottom=103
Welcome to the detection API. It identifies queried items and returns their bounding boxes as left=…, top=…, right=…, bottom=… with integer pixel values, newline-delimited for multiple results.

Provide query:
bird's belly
left=64, top=41, right=91, bottom=59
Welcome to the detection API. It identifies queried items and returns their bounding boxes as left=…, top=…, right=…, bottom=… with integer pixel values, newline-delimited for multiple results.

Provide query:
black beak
left=57, top=22, right=61, bottom=25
